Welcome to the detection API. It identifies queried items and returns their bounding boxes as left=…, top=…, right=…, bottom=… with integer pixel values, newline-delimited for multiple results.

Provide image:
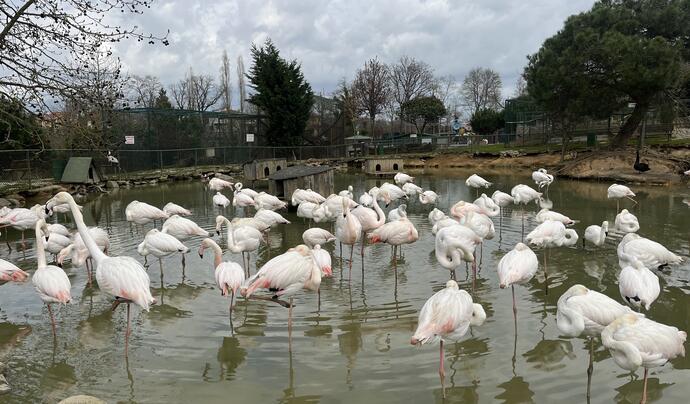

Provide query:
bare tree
left=169, top=79, right=189, bottom=109
left=431, top=75, right=456, bottom=107
left=189, top=74, right=222, bottom=111
left=352, top=57, right=390, bottom=137
left=237, top=55, right=246, bottom=113
left=390, top=56, right=435, bottom=108
left=334, top=78, right=357, bottom=136
left=128, top=75, right=163, bottom=108
left=0, top=0, right=167, bottom=111
left=513, top=75, right=528, bottom=98
left=219, top=50, right=233, bottom=111
left=461, top=67, right=503, bottom=114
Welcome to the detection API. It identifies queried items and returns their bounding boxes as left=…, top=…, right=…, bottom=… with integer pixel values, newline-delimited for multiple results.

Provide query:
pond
left=0, top=171, right=689, bottom=403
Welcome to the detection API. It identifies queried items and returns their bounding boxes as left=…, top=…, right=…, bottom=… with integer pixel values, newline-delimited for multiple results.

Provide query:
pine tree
left=247, top=39, right=314, bottom=147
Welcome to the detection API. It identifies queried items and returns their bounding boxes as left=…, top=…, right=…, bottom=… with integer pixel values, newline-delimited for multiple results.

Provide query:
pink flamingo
left=31, top=219, right=71, bottom=338
left=47, top=192, right=155, bottom=357
left=411, top=280, right=486, bottom=398
left=497, top=242, right=539, bottom=320
left=335, top=198, right=362, bottom=279
left=368, top=213, right=418, bottom=270
left=350, top=189, right=389, bottom=259
left=0, top=258, right=29, bottom=285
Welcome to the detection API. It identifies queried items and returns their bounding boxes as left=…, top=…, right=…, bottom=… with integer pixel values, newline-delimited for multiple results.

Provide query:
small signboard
left=124, top=136, right=134, bottom=145
left=421, top=138, right=432, bottom=144
left=246, top=133, right=255, bottom=143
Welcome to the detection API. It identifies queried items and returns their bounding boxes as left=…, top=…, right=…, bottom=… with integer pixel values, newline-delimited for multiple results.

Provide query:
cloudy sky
left=112, top=0, right=596, bottom=104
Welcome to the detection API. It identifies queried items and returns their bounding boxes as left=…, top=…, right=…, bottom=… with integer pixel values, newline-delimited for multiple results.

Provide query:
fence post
left=159, top=150, right=163, bottom=174
left=194, top=149, right=198, bottom=167
left=26, top=150, right=31, bottom=188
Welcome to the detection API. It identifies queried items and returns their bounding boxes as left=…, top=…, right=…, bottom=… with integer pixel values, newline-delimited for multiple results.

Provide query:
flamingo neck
left=34, top=223, right=47, bottom=268
left=372, top=196, right=385, bottom=227
left=210, top=240, right=223, bottom=269
left=68, top=196, right=106, bottom=264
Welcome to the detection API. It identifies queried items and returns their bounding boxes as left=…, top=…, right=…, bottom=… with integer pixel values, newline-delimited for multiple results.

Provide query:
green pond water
left=0, top=171, right=689, bottom=403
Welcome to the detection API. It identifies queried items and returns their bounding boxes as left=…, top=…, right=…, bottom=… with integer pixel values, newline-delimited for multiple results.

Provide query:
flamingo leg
left=288, top=297, right=294, bottom=342
left=159, top=258, right=164, bottom=286
left=544, top=248, right=549, bottom=295
left=181, top=253, right=186, bottom=278
left=125, top=302, right=131, bottom=358
left=86, top=258, right=93, bottom=287
left=440, top=340, right=446, bottom=399
left=521, top=209, right=525, bottom=241
left=641, top=367, right=648, bottom=404
left=360, top=230, right=366, bottom=259
left=229, top=290, right=235, bottom=335
left=587, top=337, right=594, bottom=401
left=47, top=304, right=57, bottom=339
left=472, top=257, right=476, bottom=291
left=617, top=200, right=620, bottom=212
left=349, top=245, right=354, bottom=281
left=512, top=285, right=517, bottom=318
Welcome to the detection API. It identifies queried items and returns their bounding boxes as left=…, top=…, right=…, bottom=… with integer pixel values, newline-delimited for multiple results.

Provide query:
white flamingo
left=532, top=168, right=554, bottom=190
left=31, top=219, right=72, bottom=338
left=335, top=198, right=362, bottom=277
left=254, top=192, right=287, bottom=211
left=491, top=190, right=514, bottom=232
left=535, top=208, right=576, bottom=226
left=162, top=202, right=192, bottom=216
left=233, top=188, right=256, bottom=208
left=394, top=172, right=414, bottom=185
left=607, top=183, right=636, bottom=211
left=387, top=204, right=407, bottom=222
left=618, top=254, right=660, bottom=311
left=198, top=238, right=245, bottom=331
left=0, top=207, right=39, bottom=247
left=601, top=314, right=686, bottom=404
left=617, top=233, right=682, bottom=269
left=302, top=228, right=336, bottom=248
left=137, top=228, right=190, bottom=280
left=213, top=192, right=231, bottom=209
left=465, top=174, right=492, bottom=197
left=583, top=221, right=608, bottom=248
left=511, top=184, right=542, bottom=239
left=57, top=227, right=109, bottom=285
left=410, top=280, right=486, bottom=398
left=125, top=200, right=169, bottom=227
left=434, top=224, right=481, bottom=280
left=526, top=220, right=578, bottom=294
left=291, top=188, right=325, bottom=206
left=338, top=185, right=354, bottom=200
left=614, top=209, right=640, bottom=233
left=359, top=191, right=374, bottom=207
left=234, top=183, right=259, bottom=199
left=379, top=182, right=407, bottom=203
left=497, top=242, right=539, bottom=318
left=47, top=192, right=155, bottom=357
left=428, top=208, right=447, bottom=226
left=216, top=216, right=263, bottom=276
left=350, top=189, right=388, bottom=259
left=402, top=182, right=423, bottom=197
left=0, top=258, right=29, bottom=285
left=419, top=190, right=439, bottom=205
left=557, top=284, right=636, bottom=399
left=473, top=193, right=500, bottom=217
left=208, top=177, right=234, bottom=192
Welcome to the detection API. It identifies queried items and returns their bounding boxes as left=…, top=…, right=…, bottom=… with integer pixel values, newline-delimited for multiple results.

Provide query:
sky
left=111, top=0, right=597, bottom=105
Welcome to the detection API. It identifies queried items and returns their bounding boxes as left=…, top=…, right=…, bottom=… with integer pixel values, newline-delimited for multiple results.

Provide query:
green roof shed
left=61, top=157, right=102, bottom=184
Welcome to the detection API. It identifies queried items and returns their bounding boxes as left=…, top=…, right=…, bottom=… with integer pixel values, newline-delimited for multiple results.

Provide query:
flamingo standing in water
left=369, top=211, right=418, bottom=274
left=402, top=182, right=423, bottom=198
left=535, top=208, right=576, bottom=226
left=161, top=215, right=209, bottom=268
left=0, top=258, right=29, bottom=285
left=215, top=216, right=263, bottom=277
left=419, top=190, right=439, bottom=205
left=526, top=220, right=578, bottom=294
left=618, top=254, right=660, bottom=311
left=137, top=229, right=189, bottom=281
left=198, top=238, right=245, bottom=331
left=497, top=242, right=539, bottom=321
left=213, top=192, right=231, bottom=210
left=242, top=244, right=323, bottom=339
left=491, top=190, right=514, bottom=234
left=57, top=227, right=109, bottom=286
left=125, top=200, right=169, bottom=229
left=617, top=232, right=683, bottom=269
left=31, top=219, right=71, bottom=338
left=532, top=168, right=554, bottom=193
left=434, top=224, right=481, bottom=280
left=350, top=189, right=388, bottom=260
left=0, top=207, right=40, bottom=248
left=47, top=192, right=156, bottom=357
left=335, top=198, right=362, bottom=279
left=511, top=184, right=542, bottom=240
left=254, top=192, right=287, bottom=211
left=208, top=177, right=234, bottom=192
left=556, top=284, right=636, bottom=400
left=394, top=172, right=414, bottom=185
left=233, top=186, right=257, bottom=209
left=163, top=202, right=192, bottom=216
left=583, top=221, right=608, bottom=248
left=302, top=228, right=336, bottom=248
left=465, top=174, right=492, bottom=197
left=411, top=280, right=486, bottom=398
left=607, top=184, right=636, bottom=211
left=387, top=204, right=407, bottom=222
left=614, top=209, right=640, bottom=234
left=338, top=185, right=354, bottom=200
left=602, top=314, right=686, bottom=404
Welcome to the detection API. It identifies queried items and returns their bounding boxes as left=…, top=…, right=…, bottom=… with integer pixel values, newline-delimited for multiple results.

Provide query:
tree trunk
left=610, top=101, right=648, bottom=149
left=560, top=133, right=570, bottom=162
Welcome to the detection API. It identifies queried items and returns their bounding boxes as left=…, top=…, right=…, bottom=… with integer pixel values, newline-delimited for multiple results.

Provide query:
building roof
left=345, top=135, right=373, bottom=140
left=268, top=165, right=332, bottom=181
left=61, top=157, right=100, bottom=183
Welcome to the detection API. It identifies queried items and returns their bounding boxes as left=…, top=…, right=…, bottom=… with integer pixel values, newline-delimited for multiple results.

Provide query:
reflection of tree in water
left=614, top=375, right=673, bottom=404
left=338, top=321, right=363, bottom=388
left=216, top=336, right=247, bottom=381
left=495, top=376, right=535, bottom=404
left=522, top=339, right=575, bottom=372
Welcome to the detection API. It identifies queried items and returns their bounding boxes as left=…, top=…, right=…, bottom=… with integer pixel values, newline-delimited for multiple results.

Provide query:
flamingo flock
left=0, top=167, right=686, bottom=404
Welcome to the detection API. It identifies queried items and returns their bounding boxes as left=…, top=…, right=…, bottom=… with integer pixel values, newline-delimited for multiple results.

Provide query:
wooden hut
left=242, top=158, right=287, bottom=181
left=268, top=165, right=333, bottom=200
left=364, top=158, right=404, bottom=175
left=61, top=157, right=103, bottom=184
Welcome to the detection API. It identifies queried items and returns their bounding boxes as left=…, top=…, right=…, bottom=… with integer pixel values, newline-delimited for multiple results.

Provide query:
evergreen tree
left=154, top=88, right=173, bottom=109
left=247, top=39, right=314, bottom=147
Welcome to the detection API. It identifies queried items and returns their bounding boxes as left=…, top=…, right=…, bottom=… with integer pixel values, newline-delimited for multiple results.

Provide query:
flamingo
left=583, top=221, right=608, bottom=248
left=614, top=209, right=640, bottom=234
left=161, top=215, right=209, bottom=241
left=233, top=187, right=256, bottom=209
left=491, top=190, right=514, bottom=233
left=234, top=183, right=259, bottom=199
left=296, top=202, right=319, bottom=224
left=137, top=229, right=190, bottom=281
left=419, top=190, right=439, bottom=205
left=511, top=184, right=542, bottom=240
left=617, top=233, right=682, bottom=269
left=322, top=194, right=358, bottom=219
left=449, top=200, right=485, bottom=221
left=43, top=230, right=71, bottom=262
left=379, top=182, right=407, bottom=203
left=618, top=254, right=660, bottom=311
left=107, top=151, right=119, bottom=165
left=557, top=284, right=636, bottom=400
left=351, top=189, right=388, bottom=259
left=532, top=168, right=554, bottom=190
left=607, top=184, right=636, bottom=211
left=31, top=219, right=72, bottom=338
left=229, top=217, right=271, bottom=233
left=434, top=224, right=481, bottom=280
left=460, top=211, right=495, bottom=282
left=394, top=172, right=414, bottom=185
left=601, top=314, right=686, bottom=404
left=338, top=185, right=354, bottom=200
left=215, top=216, right=263, bottom=277
left=162, top=202, right=192, bottom=217
left=208, top=177, right=234, bottom=192
left=213, top=192, right=231, bottom=209
left=387, top=204, right=407, bottom=222
left=242, top=244, right=323, bottom=337
left=47, top=192, right=155, bottom=357
left=291, top=188, right=325, bottom=206
left=497, top=242, right=539, bottom=320
left=473, top=193, right=500, bottom=217
left=254, top=209, right=290, bottom=249
left=335, top=198, right=362, bottom=278
left=0, top=258, right=29, bottom=285
left=198, top=238, right=245, bottom=331
left=46, top=223, right=70, bottom=237
left=402, top=182, right=423, bottom=198
left=125, top=200, right=169, bottom=227
left=465, top=174, right=492, bottom=197
left=302, top=228, right=336, bottom=248
left=369, top=212, right=418, bottom=271
left=535, top=208, right=576, bottom=226
left=0, top=207, right=39, bottom=248
left=526, top=220, right=578, bottom=294
left=254, top=192, right=287, bottom=211
left=410, top=280, right=486, bottom=398
left=359, top=191, right=374, bottom=207
left=432, top=216, right=461, bottom=235
left=428, top=208, right=447, bottom=226
left=57, top=227, right=109, bottom=285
